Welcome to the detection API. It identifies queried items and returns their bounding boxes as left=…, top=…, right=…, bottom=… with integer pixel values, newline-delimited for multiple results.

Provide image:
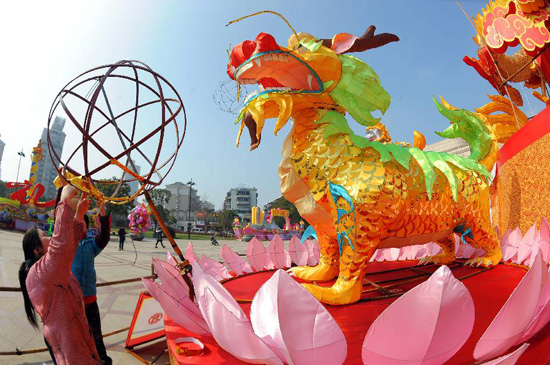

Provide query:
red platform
left=165, top=261, right=550, bottom=364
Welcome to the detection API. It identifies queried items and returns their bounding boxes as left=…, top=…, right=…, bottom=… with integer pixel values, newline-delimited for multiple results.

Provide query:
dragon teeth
left=307, top=74, right=313, bottom=89
left=236, top=62, right=253, bottom=78
left=255, top=58, right=261, bottom=68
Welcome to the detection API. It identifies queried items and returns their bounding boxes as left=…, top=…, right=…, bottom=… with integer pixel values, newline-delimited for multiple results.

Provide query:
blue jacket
left=71, top=214, right=111, bottom=298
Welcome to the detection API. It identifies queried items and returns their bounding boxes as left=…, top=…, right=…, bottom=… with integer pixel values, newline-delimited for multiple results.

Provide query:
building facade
left=35, top=116, right=66, bottom=200
left=423, top=138, right=471, bottom=157
left=165, top=182, right=200, bottom=230
left=124, top=159, right=141, bottom=199
left=223, top=186, right=258, bottom=222
left=0, top=136, right=5, bottom=180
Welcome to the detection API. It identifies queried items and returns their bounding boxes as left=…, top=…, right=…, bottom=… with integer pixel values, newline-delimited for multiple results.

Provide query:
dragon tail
left=433, top=95, right=527, bottom=172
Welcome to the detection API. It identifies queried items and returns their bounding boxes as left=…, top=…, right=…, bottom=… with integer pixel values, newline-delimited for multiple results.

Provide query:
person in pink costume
left=18, top=185, right=100, bottom=364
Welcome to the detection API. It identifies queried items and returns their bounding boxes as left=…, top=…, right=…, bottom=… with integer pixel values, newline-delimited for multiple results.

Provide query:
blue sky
left=0, top=1, right=542, bottom=209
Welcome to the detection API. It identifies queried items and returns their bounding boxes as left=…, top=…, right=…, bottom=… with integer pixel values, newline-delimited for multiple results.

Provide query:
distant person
left=155, top=227, right=165, bottom=249
left=118, top=227, right=126, bottom=251
left=72, top=201, right=112, bottom=365
left=210, top=235, right=219, bottom=246
left=19, top=185, right=100, bottom=364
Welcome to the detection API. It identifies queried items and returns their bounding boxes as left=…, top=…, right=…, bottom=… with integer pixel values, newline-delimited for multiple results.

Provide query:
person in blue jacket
left=72, top=201, right=112, bottom=365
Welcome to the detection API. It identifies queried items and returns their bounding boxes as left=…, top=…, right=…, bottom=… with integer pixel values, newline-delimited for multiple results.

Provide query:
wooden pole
left=144, top=191, right=194, bottom=300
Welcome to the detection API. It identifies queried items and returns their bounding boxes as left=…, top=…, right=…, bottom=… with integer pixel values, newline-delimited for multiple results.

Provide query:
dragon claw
left=418, top=256, right=430, bottom=265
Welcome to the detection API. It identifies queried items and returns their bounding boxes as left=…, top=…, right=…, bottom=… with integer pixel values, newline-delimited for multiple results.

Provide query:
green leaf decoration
left=409, top=149, right=436, bottom=198
left=299, top=38, right=323, bottom=52
left=323, top=80, right=334, bottom=89
left=433, top=97, right=492, bottom=161
left=315, top=110, right=491, bottom=202
left=430, top=155, right=459, bottom=202
left=329, top=55, right=391, bottom=126
left=234, top=108, right=246, bottom=125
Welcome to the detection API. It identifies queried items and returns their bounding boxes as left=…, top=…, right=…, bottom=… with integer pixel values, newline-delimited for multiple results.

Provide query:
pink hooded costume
left=27, top=200, right=100, bottom=364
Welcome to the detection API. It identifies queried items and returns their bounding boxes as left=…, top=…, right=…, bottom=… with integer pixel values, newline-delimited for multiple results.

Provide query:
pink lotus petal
left=269, top=235, right=287, bottom=268
left=500, top=229, right=512, bottom=249
left=197, top=256, right=223, bottom=281
left=409, top=246, right=421, bottom=260
left=307, top=240, right=320, bottom=266
left=376, top=249, right=386, bottom=262
left=142, top=278, right=210, bottom=336
left=250, top=270, right=347, bottom=365
left=540, top=240, right=550, bottom=264
left=415, top=245, right=428, bottom=259
left=517, top=224, right=539, bottom=265
left=474, top=250, right=546, bottom=362
left=288, top=237, right=308, bottom=266
left=153, top=257, right=190, bottom=295
left=369, top=250, right=380, bottom=262
left=283, top=250, right=291, bottom=267
left=456, top=243, right=476, bottom=260
left=425, top=242, right=441, bottom=256
left=398, top=246, right=412, bottom=261
left=474, top=247, right=486, bottom=258
left=151, top=258, right=204, bottom=321
left=362, top=266, right=475, bottom=365
left=201, top=255, right=231, bottom=280
left=539, top=218, right=550, bottom=263
left=481, top=343, right=529, bottom=365
left=192, top=263, right=282, bottom=364
left=247, top=237, right=267, bottom=270
left=503, top=228, right=522, bottom=262
left=382, top=248, right=399, bottom=261
left=221, top=244, right=253, bottom=275
left=517, top=269, right=550, bottom=343
left=166, top=251, right=177, bottom=266
left=540, top=217, right=549, bottom=242
left=184, top=242, right=198, bottom=265
left=265, top=254, right=275, bottom=270
left=518, top=296, right=550, bottom=344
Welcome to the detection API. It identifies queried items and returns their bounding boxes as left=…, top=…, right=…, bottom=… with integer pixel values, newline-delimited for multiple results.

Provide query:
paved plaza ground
left=0, top=228, right=251, bottom=364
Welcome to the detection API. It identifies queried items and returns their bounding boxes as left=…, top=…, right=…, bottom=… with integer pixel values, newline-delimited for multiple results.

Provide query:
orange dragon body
left=227, top=27, right=519, bottom=305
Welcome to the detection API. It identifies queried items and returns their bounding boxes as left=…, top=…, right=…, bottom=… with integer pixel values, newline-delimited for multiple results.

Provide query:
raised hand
left=60, top=185, right=78, bottom=209
left=75, top=193, right=91, bottom=224
left=97, top=200, right=106, bottom=216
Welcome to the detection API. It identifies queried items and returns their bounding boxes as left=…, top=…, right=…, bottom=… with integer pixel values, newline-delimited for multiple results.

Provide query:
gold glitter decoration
left=492, top=133, right=550, bottom=234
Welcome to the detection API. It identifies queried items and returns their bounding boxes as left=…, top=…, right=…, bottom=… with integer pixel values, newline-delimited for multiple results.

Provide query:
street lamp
left=187, top=179, right=195, bottom=239
left=16, top=149, right=26, bottom=184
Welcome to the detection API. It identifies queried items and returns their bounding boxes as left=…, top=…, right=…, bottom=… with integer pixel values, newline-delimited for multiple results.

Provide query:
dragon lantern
left=225, top=21, right=525, bottom=305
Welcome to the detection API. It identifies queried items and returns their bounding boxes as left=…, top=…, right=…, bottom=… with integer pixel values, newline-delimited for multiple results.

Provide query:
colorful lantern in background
left=129, top=203, right=152, bottom=234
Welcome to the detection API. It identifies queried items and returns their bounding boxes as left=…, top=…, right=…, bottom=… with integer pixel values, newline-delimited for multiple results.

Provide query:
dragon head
left=227, top=26, right=398, bottom=150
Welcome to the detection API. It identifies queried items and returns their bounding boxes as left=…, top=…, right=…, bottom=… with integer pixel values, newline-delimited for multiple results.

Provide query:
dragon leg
left=462, top=212, right=502, bottom=267
left=419, top=235, right=456, bottom=265
left=292, top=225, right=340, bottom=282
left=303, top=208, right=379, bottom=305
left=302, top=241, right=377, bottom=305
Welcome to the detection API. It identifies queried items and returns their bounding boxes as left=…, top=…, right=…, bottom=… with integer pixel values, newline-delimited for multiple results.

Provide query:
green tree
left=217, top=209, right=239, bottom=231
left=95, top=179, right=133, bottom=226
left=147, top=188, right=174, bottom=227
left=0, top=180, right=10, bottom=199
left=149, top=188, right=172, bottom=206
left=264, top=196, right=306, bottom=228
